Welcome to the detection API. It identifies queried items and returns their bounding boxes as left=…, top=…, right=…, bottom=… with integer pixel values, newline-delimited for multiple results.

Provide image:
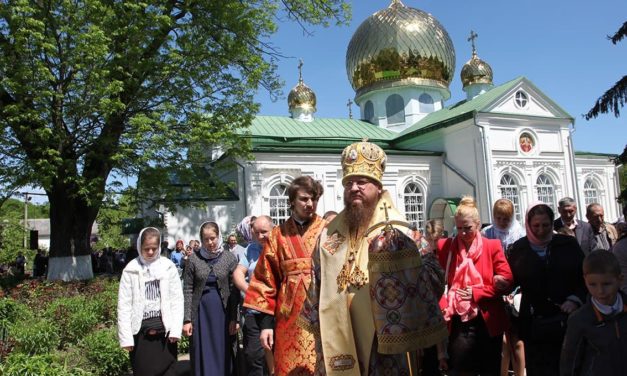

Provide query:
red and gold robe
left=244, top=214, right=326, bottom=376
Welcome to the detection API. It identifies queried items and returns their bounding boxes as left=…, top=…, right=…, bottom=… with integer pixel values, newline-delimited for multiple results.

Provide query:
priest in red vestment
left=244, top=175, right=326, bottom=376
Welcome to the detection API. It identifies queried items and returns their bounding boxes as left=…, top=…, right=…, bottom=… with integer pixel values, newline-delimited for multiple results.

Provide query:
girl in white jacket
left=117, top=227, right=184, bottom=375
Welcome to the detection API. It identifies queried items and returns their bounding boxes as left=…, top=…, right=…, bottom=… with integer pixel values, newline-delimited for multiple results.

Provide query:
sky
left=256, top=0, right=627, bottom=154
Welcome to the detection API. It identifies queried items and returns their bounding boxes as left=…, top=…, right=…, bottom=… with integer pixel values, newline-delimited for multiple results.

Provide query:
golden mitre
left=341, top=139, right=387, bottom=185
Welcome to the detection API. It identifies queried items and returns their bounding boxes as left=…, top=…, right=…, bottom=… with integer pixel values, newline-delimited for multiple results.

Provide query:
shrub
left=46, top=296, right=100, bottom=347
left=0, top=298, right=31, bottom=323
left=10, top=318, right=60, bottom=355
left=81, top=327, right=129, bottom=376
left=0, top=353, right=91, bottom=376
left=178, top=334, right=190, bottom=354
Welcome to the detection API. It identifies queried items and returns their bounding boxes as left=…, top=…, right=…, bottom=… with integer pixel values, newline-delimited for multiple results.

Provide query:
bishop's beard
left=344, top=196, right=378, bottom=235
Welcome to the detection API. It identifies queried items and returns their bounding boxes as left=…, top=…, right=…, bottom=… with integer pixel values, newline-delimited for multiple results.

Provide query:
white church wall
left=575, top=156, right=621, bottom=222
left=162, top=202, right=241, bottom=245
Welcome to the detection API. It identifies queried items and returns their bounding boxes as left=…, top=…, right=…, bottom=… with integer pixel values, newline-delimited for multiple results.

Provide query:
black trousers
left=243, top=313, right=267, bottom=376
left=130, top=331, right=177, bottom=376
left=448, top=315, right=501, bottom=376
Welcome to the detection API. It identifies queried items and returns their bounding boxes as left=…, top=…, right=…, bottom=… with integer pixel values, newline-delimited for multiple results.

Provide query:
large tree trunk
left=46, top=184, right=98, bottom=281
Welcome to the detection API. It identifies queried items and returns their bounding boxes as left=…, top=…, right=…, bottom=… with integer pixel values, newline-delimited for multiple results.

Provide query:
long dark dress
left=192, top=255, right=232, bottom=376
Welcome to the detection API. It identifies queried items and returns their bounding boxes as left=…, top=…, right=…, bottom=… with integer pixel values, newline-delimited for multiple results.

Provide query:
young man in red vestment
left=244, top=175, right=326, bottom=376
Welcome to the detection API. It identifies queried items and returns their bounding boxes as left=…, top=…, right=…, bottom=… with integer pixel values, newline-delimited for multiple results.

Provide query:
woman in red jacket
left=437, top=196, right=513, bottom=376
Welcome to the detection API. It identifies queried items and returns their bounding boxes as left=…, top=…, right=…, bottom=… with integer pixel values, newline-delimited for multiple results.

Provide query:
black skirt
left=130, top=318, right=178, bottom=376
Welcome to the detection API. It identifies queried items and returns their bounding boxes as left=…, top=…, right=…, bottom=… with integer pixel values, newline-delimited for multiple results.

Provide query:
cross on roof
left=468, top=30, right=478, bottom=56
left=347, top=98, right=353, bottom=119
left=298, top=58, right=304, bottom=82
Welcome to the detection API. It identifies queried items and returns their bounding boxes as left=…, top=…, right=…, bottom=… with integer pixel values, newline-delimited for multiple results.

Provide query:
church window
left=419, top=93, right=434, bottom=113
left=403, top=183, right=424, bottom=229
left=364, top=100, right=375, bottom=123
left=583, top=178, right=600, bottom=206
left=386, top=94, right=405, bottom=125
left=499, top=174, right=522, bottom=222
left=514, top=91, right=528, bottom=108
left=269, top=183, right=290, bottom=225
left=536, top=174, right=556, bottom=211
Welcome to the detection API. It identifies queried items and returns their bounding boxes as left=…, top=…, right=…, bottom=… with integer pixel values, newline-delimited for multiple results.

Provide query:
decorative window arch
left=536, top=174, right=556, bottom=211
left=364, top=100, right=375, bottom=124
left=419, top=93, right=434, bottom=113
left=268, top=183, right=290, bottom=225
left=583, top=178, right=600, bottom=207
left=385, top=94, right=405, bottom=125
left=403, top=182, right=425, bottom=229
left=498, top=173, right=522, bottom=222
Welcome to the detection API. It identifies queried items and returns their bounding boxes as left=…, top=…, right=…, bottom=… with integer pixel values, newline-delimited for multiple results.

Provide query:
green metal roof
left=245, top=116, right=396, bottom=141
left=574, top=151, right=618, bottom=159
left=393, top=76, right=574, bottom=146
left=244, top=77, right=577, bottom=153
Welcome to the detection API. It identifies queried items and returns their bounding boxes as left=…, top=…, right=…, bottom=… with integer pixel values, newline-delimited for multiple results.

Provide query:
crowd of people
left=117, top=140, right=627, bottom=376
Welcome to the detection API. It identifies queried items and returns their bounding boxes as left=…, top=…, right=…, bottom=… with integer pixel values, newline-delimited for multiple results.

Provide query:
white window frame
left=498, top=173, right=522, bottom=222
left=403, top=182, right=425, bottom=230
left=269, top=183, right=290, bottom=225
left=536, top=174, right=556, bottom=212
left=583, top=178, right=600, bottom=207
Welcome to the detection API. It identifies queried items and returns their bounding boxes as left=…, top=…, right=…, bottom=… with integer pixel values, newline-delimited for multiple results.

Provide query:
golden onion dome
left=288, top=61, right=317, bottom=112
left=346, top=0, right=455, bottom=98
left=460, top=52, right=493, bottom=88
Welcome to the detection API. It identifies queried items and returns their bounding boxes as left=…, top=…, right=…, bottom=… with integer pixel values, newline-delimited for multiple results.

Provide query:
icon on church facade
left=519, top=132, right=534, bottom=153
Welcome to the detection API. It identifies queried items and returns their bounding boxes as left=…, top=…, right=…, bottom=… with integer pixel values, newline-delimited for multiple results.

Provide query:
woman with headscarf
left=117, top=227, right=184, bottom=375
left=480, top=199, right=526, bottom=376
left=182, top=221, right=240, bottom=376
left=437, top=196, right=513, bottom=376
left=508, top=202, right=586, bottom=376
left=481, top=199, right=526, bottom=253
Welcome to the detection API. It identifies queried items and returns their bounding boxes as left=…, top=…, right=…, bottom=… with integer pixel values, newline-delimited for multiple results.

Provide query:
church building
left=158, top=0, right=621, bottom=240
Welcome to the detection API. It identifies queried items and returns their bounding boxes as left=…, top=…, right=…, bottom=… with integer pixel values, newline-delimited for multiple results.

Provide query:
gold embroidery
left=329, top=354, right=356, bottom=371
left=322, top=232, right=345, bottom=255
left=336, top=232, right=368, bottom=291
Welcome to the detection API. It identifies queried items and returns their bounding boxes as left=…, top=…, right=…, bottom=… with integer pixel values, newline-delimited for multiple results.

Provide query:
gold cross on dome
left=468, top=30, right=478, bottom=56
left=298, top=58, right=304, bottom=82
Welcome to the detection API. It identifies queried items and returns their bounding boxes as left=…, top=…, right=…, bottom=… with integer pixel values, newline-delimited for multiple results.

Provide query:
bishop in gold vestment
left=299, top=141, right=448, bottom=375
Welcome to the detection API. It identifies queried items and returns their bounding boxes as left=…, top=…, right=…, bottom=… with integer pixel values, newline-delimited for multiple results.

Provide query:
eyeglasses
left=343, top=179, right=371, bottom=189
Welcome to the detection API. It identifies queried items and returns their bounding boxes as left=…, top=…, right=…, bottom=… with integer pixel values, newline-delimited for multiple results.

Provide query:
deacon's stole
left=244, top=215, right=326, bottom=376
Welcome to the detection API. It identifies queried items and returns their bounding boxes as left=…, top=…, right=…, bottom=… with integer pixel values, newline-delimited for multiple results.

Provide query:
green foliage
left=0, top=215, right=28, bottom=266
left=80, top=327, right=130, bottom=376
left=10, top=318, right=60, bottom=355
left=93, top=190, right=136, bottom=250
left=46, top=296, right=99, bottom=347
left=0, top=0, right=351, bottom=264
left=0, top=353, right=91, bottom=376
left=0, top=298, right=31, bottom=328
left=0, top=198, right=49, bottom=219
left=178, top=334, right=190, bottom=354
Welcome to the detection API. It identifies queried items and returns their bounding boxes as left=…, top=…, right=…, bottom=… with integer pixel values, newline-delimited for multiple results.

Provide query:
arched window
left=419, top=93, right=434, bottom=113
left=583, top=178, right=600, bottom=206
left=385, top=94, right=405, bottom=125
left=499, top=174, right=522, bottom=222
left=364, top=100, right=375, bottom=124
left=403, top=183, right=425, bottom=229
left=269, top=183, right=290, bottom=225
left=536, top=174, right=556, bottom=211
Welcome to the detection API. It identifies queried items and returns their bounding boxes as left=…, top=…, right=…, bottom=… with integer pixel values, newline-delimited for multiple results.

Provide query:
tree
left=585, top=21, right=626, bottom=120
left=92, top=190, right=136, bottom=251
left=0, top=0, right=350, bottom=280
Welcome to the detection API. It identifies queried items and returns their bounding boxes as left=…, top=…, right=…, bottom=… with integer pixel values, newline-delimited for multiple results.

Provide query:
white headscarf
left=198, top=221, right=224, bottom=259
left=136, top=227, right=166, bottom=279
